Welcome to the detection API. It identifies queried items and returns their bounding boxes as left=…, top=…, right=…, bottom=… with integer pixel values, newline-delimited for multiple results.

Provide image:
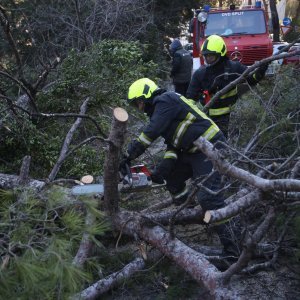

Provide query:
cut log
left=203, top=190, right=263, bottom=224
left=81, top=175, right=94, bottom=184
left=113, top=107, right=128, bottom=123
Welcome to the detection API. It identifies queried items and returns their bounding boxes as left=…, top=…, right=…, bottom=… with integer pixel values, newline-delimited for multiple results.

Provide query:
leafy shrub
left=230, top=66, right=299, bottom=158
left=0, top=40, right=160, bottom=179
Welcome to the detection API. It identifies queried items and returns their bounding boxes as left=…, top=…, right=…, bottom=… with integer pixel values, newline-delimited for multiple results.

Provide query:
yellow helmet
left=127, top=78, right=158, bottom=106
left=201, top=35, right=227, bottom=57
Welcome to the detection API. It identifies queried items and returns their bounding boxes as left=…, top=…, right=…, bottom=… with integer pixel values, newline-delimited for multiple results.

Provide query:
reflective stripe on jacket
left=186, top=58, right=260, bottom=117
left=135, top=92, right=220, bottom=153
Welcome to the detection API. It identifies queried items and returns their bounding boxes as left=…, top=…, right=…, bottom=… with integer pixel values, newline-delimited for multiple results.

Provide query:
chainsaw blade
left=71, top=164, right=165, bottom=196
left=71, top=184, right=104, bottom=195
left=71, top=182, right=137, bottom=196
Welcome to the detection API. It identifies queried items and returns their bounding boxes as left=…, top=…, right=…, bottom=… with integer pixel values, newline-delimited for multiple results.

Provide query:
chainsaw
left=71, top=164, right=165, bottom=196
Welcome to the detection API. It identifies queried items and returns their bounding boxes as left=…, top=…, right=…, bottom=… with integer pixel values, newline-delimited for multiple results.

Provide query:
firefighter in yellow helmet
left=121, top=78, right=240, bottom=255
left=187, top=34, right=269, bottom=137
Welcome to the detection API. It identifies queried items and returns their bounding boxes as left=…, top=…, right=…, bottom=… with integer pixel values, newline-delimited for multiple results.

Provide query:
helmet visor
left=127, top=97, right=145, bottom=111
left=203, top=53, right=220, bottom=66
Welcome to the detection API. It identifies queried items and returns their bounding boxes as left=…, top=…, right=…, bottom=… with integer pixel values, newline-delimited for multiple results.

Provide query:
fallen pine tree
left=1, top=106, right=299, bottom=299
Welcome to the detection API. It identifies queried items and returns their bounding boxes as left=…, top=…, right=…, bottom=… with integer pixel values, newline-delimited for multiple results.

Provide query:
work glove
left=119, top=154, right=131, bottom=177
left=150, top=169, right=165, bottom=184
left=127, top=140, right=145, bottom=161
left=255, top=62, right=269, bottom=80
left=119, top=154, right=133, bottom=187
left=258, top=62, right=269, bottom=73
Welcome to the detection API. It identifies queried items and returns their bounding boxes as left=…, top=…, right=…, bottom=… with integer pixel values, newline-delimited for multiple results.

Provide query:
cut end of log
left=203, top=211, right=212, bottom=224
left=81, top=175, right=94, bottom=184
left=114, top=107, right=128, bottom=122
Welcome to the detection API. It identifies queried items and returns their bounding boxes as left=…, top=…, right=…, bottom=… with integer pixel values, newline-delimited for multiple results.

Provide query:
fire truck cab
left=189, top=2, right=273, bottom=71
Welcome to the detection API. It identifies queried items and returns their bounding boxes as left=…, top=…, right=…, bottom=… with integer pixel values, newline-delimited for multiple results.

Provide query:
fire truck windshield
left=205, top=10, right=267, bottom=36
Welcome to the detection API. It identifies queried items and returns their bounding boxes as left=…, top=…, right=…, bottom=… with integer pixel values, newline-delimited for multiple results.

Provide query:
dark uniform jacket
left=127, top=91, right=221, bottom=160
left=186, top=57, right=266, bottom=135
left=171, top=48, right=193, bottom=84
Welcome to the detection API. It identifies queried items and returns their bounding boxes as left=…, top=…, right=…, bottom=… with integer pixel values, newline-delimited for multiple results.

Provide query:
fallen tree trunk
left=141, top=206, right=203, bottom=226
left=112, top=210, right=235, bottom=299
left=72, top=209, right=96, bottom=268
left=0, top=173, right=45, bottom=190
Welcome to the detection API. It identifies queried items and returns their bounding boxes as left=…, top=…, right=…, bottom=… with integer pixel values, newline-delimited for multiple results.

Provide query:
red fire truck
left=189, top=2, right=273, bottom=70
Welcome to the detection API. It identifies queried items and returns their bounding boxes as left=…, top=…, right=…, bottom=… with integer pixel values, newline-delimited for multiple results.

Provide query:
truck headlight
left=198, top=11, right=208, bottom=23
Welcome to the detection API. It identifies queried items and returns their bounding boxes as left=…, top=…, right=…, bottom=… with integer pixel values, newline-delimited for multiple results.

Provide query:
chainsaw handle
left=125, top=163, right=132, bottom=184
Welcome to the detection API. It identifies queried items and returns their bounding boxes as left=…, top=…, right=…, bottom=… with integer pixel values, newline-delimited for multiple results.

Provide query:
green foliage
left=43, top=40, right=159, bottom=111
left=293, top=212, right=300, bottom=261
left=0, top=187, right=110, bottom=299
left=0, top=189, right=17, bottom=206
left=231, top=66, right=300, bottom=158
left=153, top=0, right=201, bottom=38
left=1, top=40, right=159, bottom=179
left=158, top=262, right=199, bottom=299
left=101, top=256, right=200, bottom=300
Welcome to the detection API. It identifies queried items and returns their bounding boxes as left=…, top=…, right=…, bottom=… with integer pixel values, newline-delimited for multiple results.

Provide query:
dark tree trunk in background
left=295, top=1, right=300, bottom=23
left=270, top=0, right=280, bottom=42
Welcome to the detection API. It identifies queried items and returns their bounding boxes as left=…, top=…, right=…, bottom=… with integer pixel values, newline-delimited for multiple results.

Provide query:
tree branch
left=48, top=98, right=90, bottom=181
left=72, top=257, right=145, bottom=300
left=193, top=137, right=300, bottom=192
left=204, top=40, right=300, bottom=112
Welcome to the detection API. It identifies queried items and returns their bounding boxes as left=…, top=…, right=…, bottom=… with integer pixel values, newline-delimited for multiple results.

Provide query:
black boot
left=215, top=218, right=242, bottom=257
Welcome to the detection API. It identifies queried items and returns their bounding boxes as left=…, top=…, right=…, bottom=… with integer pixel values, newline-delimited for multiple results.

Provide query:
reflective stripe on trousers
left=208, top=107, right=231, bottom=116
left=188, top=124, right=220, bottom=153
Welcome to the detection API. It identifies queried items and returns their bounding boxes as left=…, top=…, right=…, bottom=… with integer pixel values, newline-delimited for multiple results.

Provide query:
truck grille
left=228, top=46, right=270, bottom=65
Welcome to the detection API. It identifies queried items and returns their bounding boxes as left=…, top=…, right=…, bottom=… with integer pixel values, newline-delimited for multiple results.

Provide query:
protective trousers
left=165, top=138, right=241, bottom=253
left=165, top=136, right=226, bottom=211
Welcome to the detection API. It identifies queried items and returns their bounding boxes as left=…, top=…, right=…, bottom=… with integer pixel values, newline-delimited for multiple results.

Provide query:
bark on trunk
left=113, top=210, right=235, bottom=299
left=17, top=155, right=31, bottom=185
left=103, top=107, right=128, bottom=214
left=141, top=206, right=203, bottom=226
left=204, top=190, right=263, bottom=224
left=72, top=257, right=145, bottom=300
left=193, top=137, right=300, bottom=192
left=0, top=173, right=45, bottom=190
left=48, top=98, right=90, bottom=181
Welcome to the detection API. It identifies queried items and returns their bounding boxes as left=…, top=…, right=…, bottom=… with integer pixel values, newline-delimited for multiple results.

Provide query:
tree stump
left=103, top=107, right=128, bottom=214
